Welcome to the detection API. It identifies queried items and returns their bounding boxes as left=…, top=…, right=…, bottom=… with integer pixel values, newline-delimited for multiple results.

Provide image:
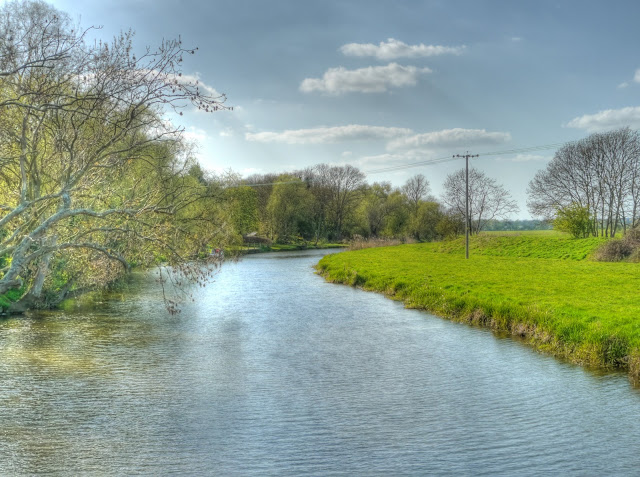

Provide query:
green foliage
left=0, top=1, right=233, bottom=312
left=226, top=186, right=259, bottom=235
left=317, top=234, right=639, bottom=376
left=409, top=201, right=444, bottom=241
left=266, top=176, right=314, bottom=243
left=0, top=286, right=26, bottom=310
left=553, top=203, right=592, bottom=238
left=435, top=212, right=464, bottom=239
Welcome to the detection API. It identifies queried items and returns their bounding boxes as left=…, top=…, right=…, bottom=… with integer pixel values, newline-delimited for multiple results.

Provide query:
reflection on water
left=1, top=249, right=640, bottom=475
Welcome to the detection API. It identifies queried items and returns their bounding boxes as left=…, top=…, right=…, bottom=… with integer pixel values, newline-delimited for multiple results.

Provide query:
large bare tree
left=527, top=128, right=640, bottom=237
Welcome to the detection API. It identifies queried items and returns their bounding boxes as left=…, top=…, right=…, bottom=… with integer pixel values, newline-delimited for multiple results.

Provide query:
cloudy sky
left=46, top=0, right=640, bottom=218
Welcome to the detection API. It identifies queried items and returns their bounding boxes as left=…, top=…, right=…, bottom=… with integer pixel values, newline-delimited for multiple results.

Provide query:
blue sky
left=45, top=0, right=640, bottom=218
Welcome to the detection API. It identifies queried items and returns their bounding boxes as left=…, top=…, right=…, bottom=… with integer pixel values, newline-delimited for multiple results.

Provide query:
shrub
left=594, top=226, right=640, bottom=262
left=553, top=203, right=592, bottom=238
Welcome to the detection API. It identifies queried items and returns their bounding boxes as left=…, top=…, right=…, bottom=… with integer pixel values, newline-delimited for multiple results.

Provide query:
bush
left=553, top=203, right=592, bottom=238
left=593, top=226, right=640, bottom=262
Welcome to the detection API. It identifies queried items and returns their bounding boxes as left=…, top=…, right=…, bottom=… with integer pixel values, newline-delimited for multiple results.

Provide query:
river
left=1, top=249, right=639, bottom=475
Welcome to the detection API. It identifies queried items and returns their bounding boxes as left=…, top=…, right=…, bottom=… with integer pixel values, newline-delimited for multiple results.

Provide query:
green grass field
left=316, top=233, right=640, bottom=381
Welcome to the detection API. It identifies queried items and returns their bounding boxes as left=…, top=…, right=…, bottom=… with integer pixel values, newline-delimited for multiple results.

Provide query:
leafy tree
left=0, top=0, right=231, bottom=311
left=358, top=182, right=392, bottom=237
left=381, top=190, right=410, bottom=237
left=409, top=201, right=444, bottom=241
left=266, top=176, right=314, bottom=242
left=553, top=203, right=592, bottom=238
left=435, top=211, right=464, bottom=238
left=225, top=186, right=259, bottom=236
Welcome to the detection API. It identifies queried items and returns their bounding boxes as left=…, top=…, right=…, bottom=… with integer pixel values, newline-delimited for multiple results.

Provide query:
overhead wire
left=363, top=141, right=565, bottom=175
left=225, top=141, right=568, bottom=187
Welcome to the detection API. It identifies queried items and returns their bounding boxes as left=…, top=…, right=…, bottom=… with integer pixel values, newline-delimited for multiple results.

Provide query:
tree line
left=216, top=164, right=519, bottom=245
left=528, top=127, right=640, bottom=237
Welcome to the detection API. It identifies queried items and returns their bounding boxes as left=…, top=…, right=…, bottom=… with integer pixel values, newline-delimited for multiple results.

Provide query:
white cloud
left=617, top=69, right=640, bottom=90
left=219, top=127, right=235, bottom=138
left=183, top=126, right=208, bottom=143
left=300, top=63, right=431, bottom=94
left=566, top=106, right=640, bottom=132
left=339, top=38, right=465, bottom=60
left=245, top=124, right=413, bottom=144
left=388, top=128, right=511, bottom=150
left=355, top=151, right=426, bottom=168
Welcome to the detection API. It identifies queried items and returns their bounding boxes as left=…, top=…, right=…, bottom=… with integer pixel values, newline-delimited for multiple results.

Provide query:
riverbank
left=237, top=242, right=345, bottom=254
left=316, top=234, right=640, bottom=382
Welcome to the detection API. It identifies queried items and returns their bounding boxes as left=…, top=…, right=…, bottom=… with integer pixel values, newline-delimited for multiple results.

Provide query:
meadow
left=316, top=232, right=640, bottom=381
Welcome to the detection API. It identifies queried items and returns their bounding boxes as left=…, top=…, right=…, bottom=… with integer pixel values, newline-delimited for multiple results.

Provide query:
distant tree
left=381, top=189, right=410, bottom=237
left=528, top=128, right=640, bottom=237
left=442, top=168, right=519, bottom=235
left=359, top=182, right=393, bottom=237
left=225, top=186, right=259, bottom=235
left=409, top=201, right=444, bottom=241
left=314, top=164, right=365, bottom=240
left=244, top=172, right=280, bottom=235
left=266, top=176, right=314, bottom=242
left=402, top=174, right=431, bottom=213
left=436, top=211, right=464, bottom=238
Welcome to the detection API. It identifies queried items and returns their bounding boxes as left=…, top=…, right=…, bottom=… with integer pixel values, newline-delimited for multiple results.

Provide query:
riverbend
left=1, top=249, right=640, bottom=475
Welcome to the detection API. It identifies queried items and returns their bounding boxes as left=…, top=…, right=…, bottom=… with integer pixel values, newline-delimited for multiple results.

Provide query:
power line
left=365, top=155, right=458, bottom=174
left=479, top=142, right=565, bottom=157
left=364, top=141, right=565, bottom=175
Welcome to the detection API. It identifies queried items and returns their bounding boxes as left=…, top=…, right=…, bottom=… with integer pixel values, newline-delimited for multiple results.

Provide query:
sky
left=41, top=0, right=640, bottom=218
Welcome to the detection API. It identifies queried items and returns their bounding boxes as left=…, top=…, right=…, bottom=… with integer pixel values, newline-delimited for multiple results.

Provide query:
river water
left=1, top=249, right=639, bottom=475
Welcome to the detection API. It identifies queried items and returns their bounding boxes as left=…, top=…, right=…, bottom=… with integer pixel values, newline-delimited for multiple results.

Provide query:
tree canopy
left=0, top=0, right=231, bottom=311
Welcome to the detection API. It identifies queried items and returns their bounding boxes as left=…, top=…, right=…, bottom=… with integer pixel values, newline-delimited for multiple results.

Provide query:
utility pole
left=453, top=152, right=478, bottom=259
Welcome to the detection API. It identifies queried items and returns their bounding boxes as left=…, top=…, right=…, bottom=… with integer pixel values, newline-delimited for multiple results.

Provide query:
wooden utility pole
left=453, top=152, right=478, bottom=259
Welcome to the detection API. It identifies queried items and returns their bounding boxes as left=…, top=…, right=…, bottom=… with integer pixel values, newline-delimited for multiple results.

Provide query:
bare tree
left=0, top=1, right=230, bottom=308
left=442, top=168, right=519, bottom=235
left=527, top=128, right=640, bottom=237
left=402, top=174, right=431, bottom=213
left=314, top=164, right=365, bottom=240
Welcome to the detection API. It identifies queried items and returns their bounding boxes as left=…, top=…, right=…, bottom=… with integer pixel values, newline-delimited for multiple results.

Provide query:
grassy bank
left=316, top=234, right=640, bottom=382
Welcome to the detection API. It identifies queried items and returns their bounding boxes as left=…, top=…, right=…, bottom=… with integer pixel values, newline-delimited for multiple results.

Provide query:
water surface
left=1, top=249, right=639, bottom=475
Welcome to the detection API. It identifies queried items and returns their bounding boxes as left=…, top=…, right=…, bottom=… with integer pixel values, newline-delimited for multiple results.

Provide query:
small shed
left=242, top=232, right=271, bottom=250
